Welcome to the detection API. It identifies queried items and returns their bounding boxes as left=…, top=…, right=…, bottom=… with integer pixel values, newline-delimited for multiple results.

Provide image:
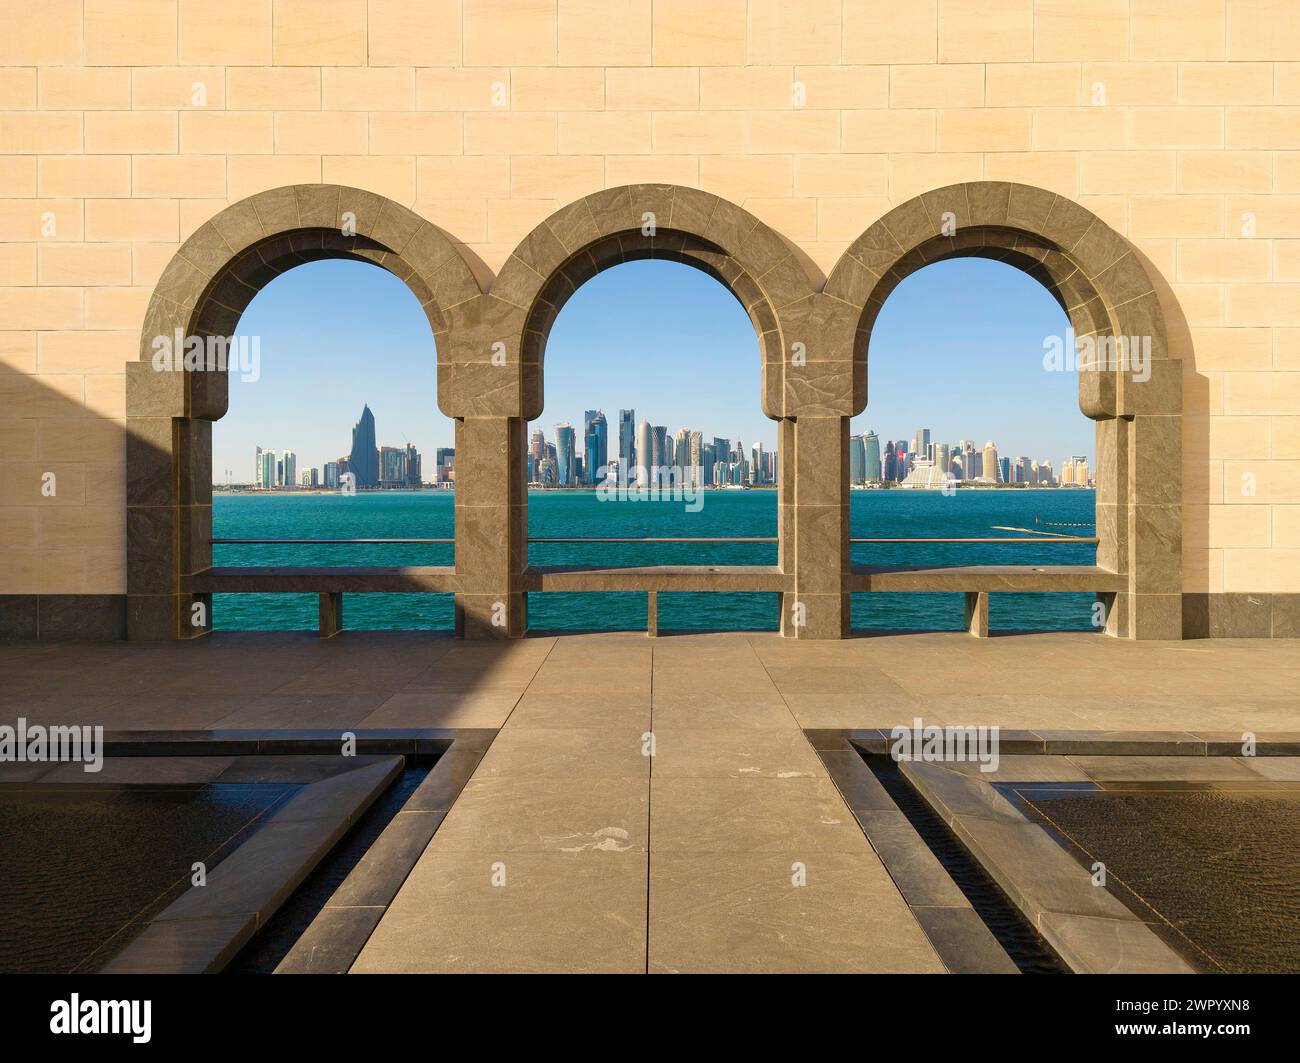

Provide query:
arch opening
left=848, top=256, right=1098, bottom=633
left=524, top=257, right=776, bottom=633
left=211, top=258, right=454, bottom=632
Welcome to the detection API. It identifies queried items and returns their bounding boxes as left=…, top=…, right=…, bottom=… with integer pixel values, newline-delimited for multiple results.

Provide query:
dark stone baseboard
left=1182, top=592, right=1300, bottom=639
left=2, top=592, right=1294, bottom=641
left=0, top=594, right=128, bottom=641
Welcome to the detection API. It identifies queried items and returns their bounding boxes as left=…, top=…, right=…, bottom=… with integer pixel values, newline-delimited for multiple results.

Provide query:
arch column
left=778, top=293, right=857, bottom=638
left=449, top=415, right=528, bottom=638
left=438, top=290, right=532, bottom=638
left=125, top=363, right=218, bottom=640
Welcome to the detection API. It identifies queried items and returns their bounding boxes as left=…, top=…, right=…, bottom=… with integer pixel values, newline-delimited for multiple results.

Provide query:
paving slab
left=648, top=850, right=944, bottom=974
left=352, top=850, right=648, bottom=974
left=649, top=776, right=865, bottom=854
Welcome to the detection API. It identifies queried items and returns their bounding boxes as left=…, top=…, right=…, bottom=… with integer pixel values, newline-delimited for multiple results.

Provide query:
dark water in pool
left=0, top=783, right=296, bottom=973
left=213, top=488, right=1098, bottom=632
left=1022, top=789, right=1300, bottom=974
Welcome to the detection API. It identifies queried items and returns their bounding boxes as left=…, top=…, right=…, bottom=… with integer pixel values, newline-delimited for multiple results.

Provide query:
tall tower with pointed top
left=349, top=404, right=379, bottom=488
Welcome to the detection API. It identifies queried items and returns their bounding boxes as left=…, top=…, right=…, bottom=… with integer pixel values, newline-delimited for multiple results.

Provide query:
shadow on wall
left=1134, top=245, right=1268, bottom=638
left=0, top=370, right=139, bottom=639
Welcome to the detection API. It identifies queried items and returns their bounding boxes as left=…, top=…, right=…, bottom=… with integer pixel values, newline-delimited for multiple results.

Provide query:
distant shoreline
left=213, top=484, right=1093, bottom=495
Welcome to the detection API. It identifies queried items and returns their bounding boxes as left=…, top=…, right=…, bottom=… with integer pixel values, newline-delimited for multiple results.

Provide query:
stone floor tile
left=473, top=726, right=651, bottom=779
left=650, top=691, right=794, bottom=729
left=358, top=690, right=521, bottom=728
left=352, top=850, right=647, bottom=974
left=211, top=692, right=394, bottom=729
left=428, top=775, right=650, bottom=853
left=650, top=726, right=824, bottom=779
left=648, top=850, right=943, bottom=974
left=649, top=776, right=867, bottom=853
left=504, top=691, right=651, bottom=729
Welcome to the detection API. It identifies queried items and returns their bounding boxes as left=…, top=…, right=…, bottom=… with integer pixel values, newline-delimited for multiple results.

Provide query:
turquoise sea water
left=212, top=488, right=1098, bottom=632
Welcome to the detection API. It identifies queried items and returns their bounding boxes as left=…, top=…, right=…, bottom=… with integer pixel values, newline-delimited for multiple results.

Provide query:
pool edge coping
left=808, top=729, right=1299, bottom=976
left=69, top=729, right=494, bottom=975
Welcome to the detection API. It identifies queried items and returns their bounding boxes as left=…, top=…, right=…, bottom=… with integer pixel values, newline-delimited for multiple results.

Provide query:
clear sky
left=849, top=256, right=1087, bottom=463
left=214, top=254, right=1089, bottom=480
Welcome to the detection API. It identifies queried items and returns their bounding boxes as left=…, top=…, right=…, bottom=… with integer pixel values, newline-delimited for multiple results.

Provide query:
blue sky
left=216, top=256, right=1089, bottom=480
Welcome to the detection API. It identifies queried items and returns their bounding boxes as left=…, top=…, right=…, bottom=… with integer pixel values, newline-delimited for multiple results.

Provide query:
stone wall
left=2, top=1, right=1299, bottom=637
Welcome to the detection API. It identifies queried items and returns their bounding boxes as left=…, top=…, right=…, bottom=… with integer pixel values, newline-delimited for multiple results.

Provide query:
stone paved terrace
left=5, top=631, right=1299, bottom=973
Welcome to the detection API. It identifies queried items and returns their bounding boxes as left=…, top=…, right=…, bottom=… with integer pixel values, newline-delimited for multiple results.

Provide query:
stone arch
left=439, top=184, right=832, bottom=637
left=825, top=182, right=1183, bottom=639
left=126, top=184, right=485, bottom=640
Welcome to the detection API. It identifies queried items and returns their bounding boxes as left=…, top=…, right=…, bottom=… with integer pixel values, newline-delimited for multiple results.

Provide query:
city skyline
left=214, top=256, right=1093, bottom=478
left=526, top=411, right=777, bottom=487
left=232, top=399, right=1088, bottom=490
left=245, top=402, right=452, bottom=490
left=848, top=428, right=1091, bottom=488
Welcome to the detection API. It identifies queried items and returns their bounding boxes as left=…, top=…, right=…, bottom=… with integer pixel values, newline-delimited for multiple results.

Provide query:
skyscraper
left=433, top=447, right=453, bottom=484
left=254, top=445, right=263, bottom=487
left=528, top=428, right=545, bottom=483
left=653, top=425, right=668, bottom=485
left=982, top=441, right=1000, bottom=483
left=864, top=431, right=882, bottom=481
left=379, top=445, right=405, bottom=486
left=584, top=410, right=608, bottom=484
left=281, top=450, right=297, bottom=488
left=1062, top=455, right=1089, bottom=485
left=688, top=430, right=703, bottom=487
left=849, top=435, right=866, bottom=484
left=349, top=404, right=379, bottom=488
left=618, top=410, right=635, bottom=486
left=635, top=419, right=652, bottom=487
left=912, top=428, right=930, bottom=462
left=554, top=422, right=576, bottom=485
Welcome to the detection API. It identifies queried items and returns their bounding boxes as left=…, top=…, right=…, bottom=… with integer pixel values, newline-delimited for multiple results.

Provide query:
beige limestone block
left=179, top=0, right=272, bottom=64
left=463, top=0, right=556, bottom=66
left=273, top=0, right=367, bottom=65
left=368, top=0, right=460, bottom=66
left=652, top=0, right=746, bottom=66
left=227, top=67, right=321, bottom=110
